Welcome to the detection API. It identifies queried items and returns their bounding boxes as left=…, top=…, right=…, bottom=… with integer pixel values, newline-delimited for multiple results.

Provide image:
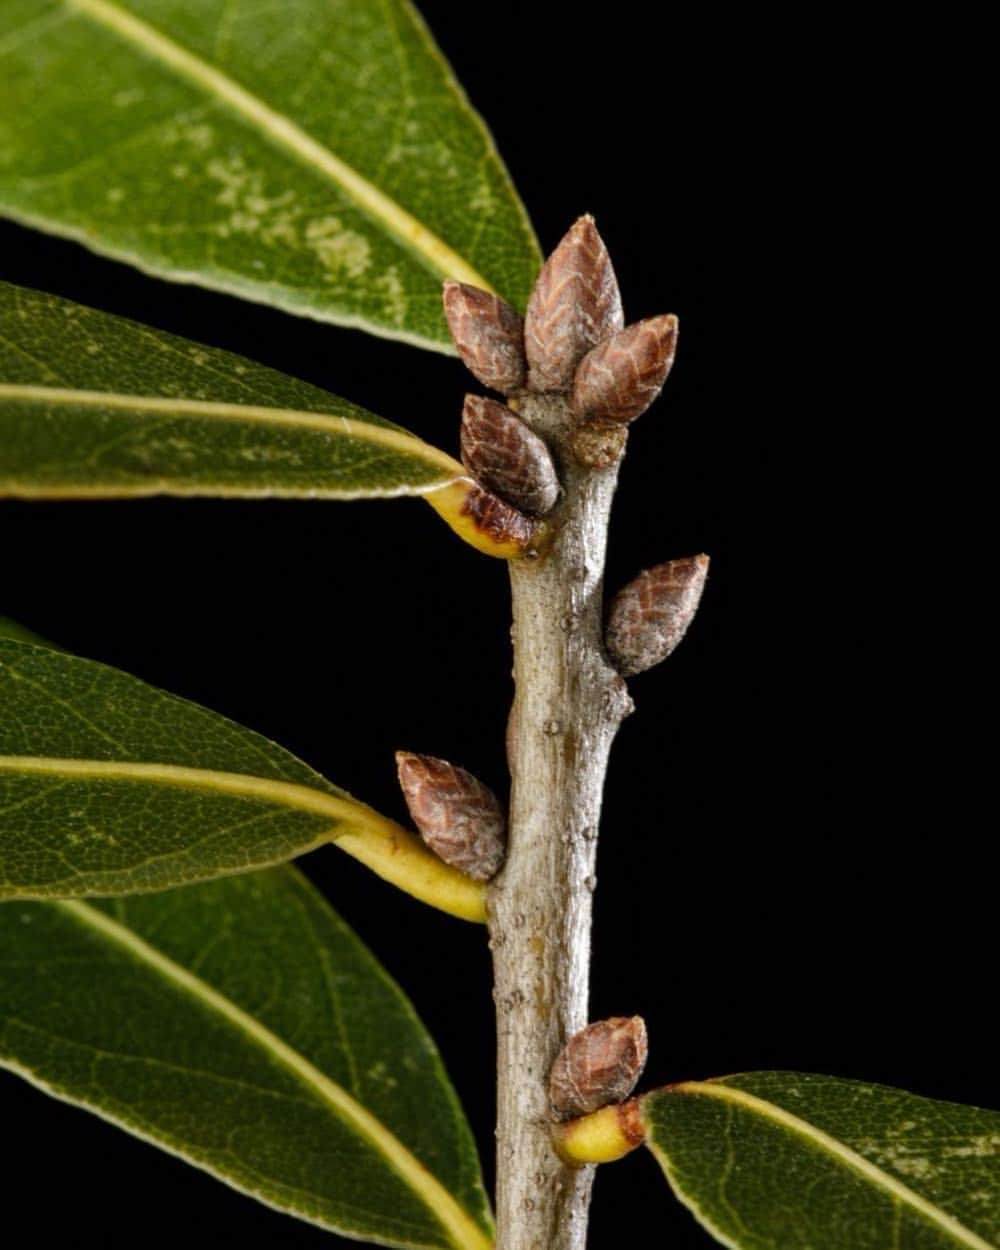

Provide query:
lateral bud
left=442, top=282, right=527, bottom=394
left=395, top=751, right=506, bottom=881
left=605, top=555, right=709, bottom=677
left=549, top=1016, right=648, bottom=1121
left=524, top=215, right=624, bottom=393
left=461, top=395, right=560, bottom=517
left=572, top=314, right=679, bottom=425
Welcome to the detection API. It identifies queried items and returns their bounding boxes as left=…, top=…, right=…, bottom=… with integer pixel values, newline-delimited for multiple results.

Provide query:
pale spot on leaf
left=305, top=216, right=372, bottom=279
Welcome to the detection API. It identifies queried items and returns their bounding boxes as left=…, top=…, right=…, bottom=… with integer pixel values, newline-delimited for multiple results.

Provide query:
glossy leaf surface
left=0, top=638, right=486, bottom=920
left=0, top=865, right=493, bottom=1248
left=643, top=1072, right=1000, bottom=1249
left=0, top=0, right=540, bottom=351
left=0, top=280, right=464, bottom=500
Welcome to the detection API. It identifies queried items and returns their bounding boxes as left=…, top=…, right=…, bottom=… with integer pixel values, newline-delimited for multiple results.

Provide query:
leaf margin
left=0, top=863, right=495, bottom=1250
left=641, top=1073, right=999, bottom=1250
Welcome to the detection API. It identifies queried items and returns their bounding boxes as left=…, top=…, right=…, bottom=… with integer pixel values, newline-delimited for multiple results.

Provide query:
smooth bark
left=489, top=393, right=632, bottom=1249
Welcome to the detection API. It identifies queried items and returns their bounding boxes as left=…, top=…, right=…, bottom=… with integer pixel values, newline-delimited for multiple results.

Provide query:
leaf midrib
left=64, top=0, right=496, bottom=293
left=0, top=755, right=363, bottom=814
left=663, top=1081, right=992, bottom=1250
left=51, top=896, right=493, bottom=1250
left=0, top=385, right=464, bottom=479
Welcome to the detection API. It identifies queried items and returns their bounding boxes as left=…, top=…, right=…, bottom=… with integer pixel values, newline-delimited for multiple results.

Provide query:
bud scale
left=605, top=555, right=709, bottom=677
left=396, top=751, right=506, bottom=881
left=524, top=215, right=624, bottom=393
left=442, top=282, right=526, bottom=394
left=461, top=395, right=560, bottom=516
left=549, top=1016, right=648, bottom=1121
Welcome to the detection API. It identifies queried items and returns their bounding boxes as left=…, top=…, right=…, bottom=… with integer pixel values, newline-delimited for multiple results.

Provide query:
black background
left=1, top=3, right=990, bottom=1248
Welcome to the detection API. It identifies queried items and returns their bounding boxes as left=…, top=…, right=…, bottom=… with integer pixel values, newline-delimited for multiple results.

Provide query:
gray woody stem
left=488, top=392, right=633, bottom=1250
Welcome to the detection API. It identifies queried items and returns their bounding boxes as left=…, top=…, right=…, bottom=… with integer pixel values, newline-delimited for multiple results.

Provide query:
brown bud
left=605, top=555, right=709, bottom=677
left=461, top=396, right=560, bottom=517
left=524, top=216, right=624, bottom=393
left=549, top=1016, right=648, bottom=1121
left=442, top=282, right=526, bottom=394
left=396, top=751, right=506, bottom=881
left=572, top=314, right=678, bottom=425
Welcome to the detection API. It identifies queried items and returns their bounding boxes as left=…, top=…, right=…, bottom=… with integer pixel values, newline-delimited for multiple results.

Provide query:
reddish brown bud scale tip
left=605, top=555, right=709, bottom=678
left=524, top=216, right=624, bottom=393
left=572, top=314, right=679, bottom=425
left=396, top=751, right=506, bottom=881
left=549, top=1016, right=648, bottom=1121
left=425, top=477, right=541, bottom=559
left=461, top=395, right=560, bottom=517
left=459, top=479, right=541, bottom=554
left=442, top=282, right=527, bottom=394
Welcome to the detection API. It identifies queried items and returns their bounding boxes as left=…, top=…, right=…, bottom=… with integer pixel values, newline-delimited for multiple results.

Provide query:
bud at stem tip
left=524, top=215, right=624, bottom=393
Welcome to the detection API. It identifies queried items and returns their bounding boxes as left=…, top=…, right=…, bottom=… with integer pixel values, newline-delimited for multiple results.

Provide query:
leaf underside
left=0, top=280, right=463, bottom=499
left=643, top=1072, right=1000, bottom=1250
left=0, top=636, right=378, bottom=898
left=0, top=0, right=541, bottom=351
left=0, top=865, right=494, bottom=1249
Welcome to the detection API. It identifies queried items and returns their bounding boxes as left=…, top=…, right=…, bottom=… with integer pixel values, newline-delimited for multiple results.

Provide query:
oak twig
left=489, top=389, right=633, bottom=1250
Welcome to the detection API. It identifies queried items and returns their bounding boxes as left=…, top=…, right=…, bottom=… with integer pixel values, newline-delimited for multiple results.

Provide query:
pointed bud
left=605, top=555, right=709, bottom=677
left=549, top=1017, right=648, bottom=1121
left=442, top=282, right=527, bottom=394
left=573, top=314, right=678, bottom=425
left=524, top=216, right=624, bottom=393
left=396, top=751, right=506, bottom=881
left=461, top=395, right=560, bottom=517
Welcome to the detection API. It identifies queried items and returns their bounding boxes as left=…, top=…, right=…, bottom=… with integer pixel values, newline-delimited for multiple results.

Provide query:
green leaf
left=0, top=280, right=530, bottom=558
left=642, top=1072, right=1000, bottom=1249
left=0, top=865, right=494, bottom=1249
left=0, top=280, right=464, bottom=500
left=0, top=637, right=487, bottom=920
left=0, top=0, right=541, bottom=351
